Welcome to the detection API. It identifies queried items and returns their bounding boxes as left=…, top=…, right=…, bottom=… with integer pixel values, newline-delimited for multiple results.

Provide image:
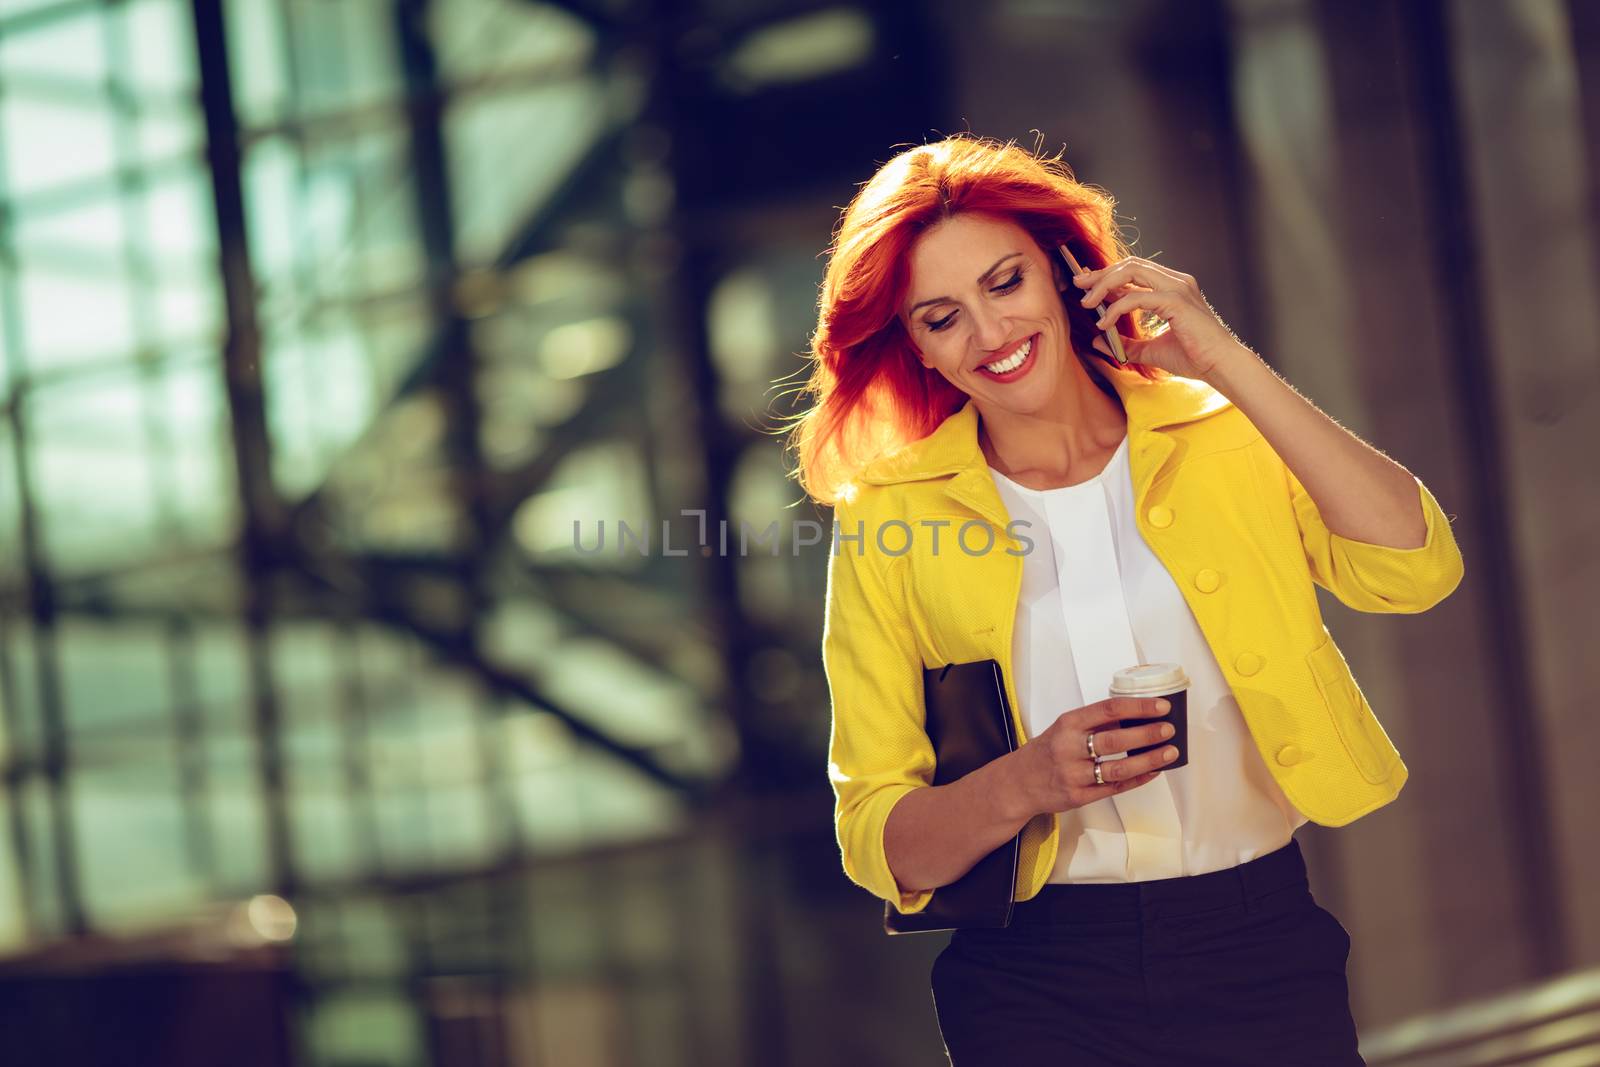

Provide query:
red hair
left=784, top=134, right=1168, bottom=506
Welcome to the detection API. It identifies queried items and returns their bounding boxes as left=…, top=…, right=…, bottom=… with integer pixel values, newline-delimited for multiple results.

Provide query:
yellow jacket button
left=1276, top=745, right=1306, bottom=766
left=1235, top=652, right=1264, bottom=676
left=1195, top=568, right=1221, bottom=593
left=1147, top=505, right=1173, bottom=529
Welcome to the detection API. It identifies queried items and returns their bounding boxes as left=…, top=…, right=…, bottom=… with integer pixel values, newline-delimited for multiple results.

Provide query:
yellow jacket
left=821, top=365, right=1465, bottom=915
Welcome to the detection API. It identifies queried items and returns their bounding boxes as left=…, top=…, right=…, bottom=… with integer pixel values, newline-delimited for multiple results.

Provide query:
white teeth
left=983, top=336, right=1033, bottom=374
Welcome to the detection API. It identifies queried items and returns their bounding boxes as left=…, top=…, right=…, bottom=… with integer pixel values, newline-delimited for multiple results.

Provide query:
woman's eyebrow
left=907, top=252, right=1024, bottom=314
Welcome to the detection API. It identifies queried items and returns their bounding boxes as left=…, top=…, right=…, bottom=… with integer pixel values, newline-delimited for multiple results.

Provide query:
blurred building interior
left=0, top=0, right=1598, bottom=1064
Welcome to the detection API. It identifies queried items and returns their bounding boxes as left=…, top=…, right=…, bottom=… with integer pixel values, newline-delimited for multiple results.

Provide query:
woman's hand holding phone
left=1067, top=253, right=1252, bottom=383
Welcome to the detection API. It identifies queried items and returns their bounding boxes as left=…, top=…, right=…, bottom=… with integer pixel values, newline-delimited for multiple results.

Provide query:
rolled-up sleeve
left=821, top=495, right=936, bottom=915
left=1289, top=466, right=1465, bottom=614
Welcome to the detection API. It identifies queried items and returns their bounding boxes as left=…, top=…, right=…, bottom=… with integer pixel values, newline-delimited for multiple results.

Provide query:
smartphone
left=1058, top=243, right=1129, bottom=366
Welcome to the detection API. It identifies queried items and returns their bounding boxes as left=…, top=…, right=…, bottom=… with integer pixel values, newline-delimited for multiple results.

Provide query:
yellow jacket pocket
left=1307, top=634, right=1400, bottom=785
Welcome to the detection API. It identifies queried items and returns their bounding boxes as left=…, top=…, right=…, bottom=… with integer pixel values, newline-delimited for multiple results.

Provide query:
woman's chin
left=978, top=364, right=1056, bottom=413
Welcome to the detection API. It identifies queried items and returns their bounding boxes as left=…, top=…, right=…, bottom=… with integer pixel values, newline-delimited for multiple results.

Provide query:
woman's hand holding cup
left=1008, top=697, right=1179, bottom=817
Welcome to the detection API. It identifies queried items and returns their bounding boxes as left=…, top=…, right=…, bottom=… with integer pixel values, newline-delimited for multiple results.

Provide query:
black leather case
left=883, top=659, right=1022, bottom=935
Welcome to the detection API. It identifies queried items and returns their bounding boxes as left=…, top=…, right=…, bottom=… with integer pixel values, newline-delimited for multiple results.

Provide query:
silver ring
left=1085, top=731, right=1099, bottom=760
left=1093, top=760, right=1106, bottom=786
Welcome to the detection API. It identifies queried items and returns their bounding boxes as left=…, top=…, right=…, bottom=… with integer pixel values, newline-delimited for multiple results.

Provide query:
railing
left=1362, top=968, right=1600, bottom=1066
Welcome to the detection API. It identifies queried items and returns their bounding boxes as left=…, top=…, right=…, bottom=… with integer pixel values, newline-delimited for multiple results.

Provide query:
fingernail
left=1163, top=747, right=1179, bottom=762
left=1073, top=272, right=1088, bottom=282
left=1161, top=724, right=1175, bottom=739
left=1080, top=295, right=1094, bottom=306
left=1157, top=699, right=1171, bottom=712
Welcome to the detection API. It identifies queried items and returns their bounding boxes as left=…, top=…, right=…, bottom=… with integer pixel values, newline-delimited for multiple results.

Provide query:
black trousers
left=930, top=838, right=1364, bottom=1066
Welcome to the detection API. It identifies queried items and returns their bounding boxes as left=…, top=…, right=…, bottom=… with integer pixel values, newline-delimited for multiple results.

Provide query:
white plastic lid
left=1107, top=662, right=1190, bottom=696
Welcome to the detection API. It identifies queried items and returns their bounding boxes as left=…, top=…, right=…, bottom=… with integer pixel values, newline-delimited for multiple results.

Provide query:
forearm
left=883, top=750, right=1034, bottom=895
left=1204, top=346, right=1428, bottom=549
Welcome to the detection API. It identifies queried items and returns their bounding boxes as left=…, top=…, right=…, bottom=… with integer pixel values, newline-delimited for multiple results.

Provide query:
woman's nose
left=967, top=302, right=1012, bottom=352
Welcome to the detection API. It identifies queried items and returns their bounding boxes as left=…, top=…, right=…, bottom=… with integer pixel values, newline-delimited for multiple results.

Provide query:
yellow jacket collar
left=856, top=365, right=1233, bottom=487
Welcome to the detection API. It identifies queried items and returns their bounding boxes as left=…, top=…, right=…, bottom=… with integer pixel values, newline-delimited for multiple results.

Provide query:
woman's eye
left=925, top=273, right=1023, bottom=333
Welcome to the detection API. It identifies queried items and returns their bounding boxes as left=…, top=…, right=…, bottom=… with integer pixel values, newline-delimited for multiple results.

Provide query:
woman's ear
left=1052, top=256, right=1071, bottom=292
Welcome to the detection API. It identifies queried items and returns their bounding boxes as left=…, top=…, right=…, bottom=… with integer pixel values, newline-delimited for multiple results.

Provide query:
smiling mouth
left=976, top=333, right=1038, bottom=379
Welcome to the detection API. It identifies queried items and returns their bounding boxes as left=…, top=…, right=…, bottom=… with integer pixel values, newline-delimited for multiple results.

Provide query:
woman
left=787, top=135, right=1464, bottom=1064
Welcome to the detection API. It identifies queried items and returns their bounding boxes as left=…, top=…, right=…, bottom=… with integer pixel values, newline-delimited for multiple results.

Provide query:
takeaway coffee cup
left=1109, top=663, right=1190, bottom=770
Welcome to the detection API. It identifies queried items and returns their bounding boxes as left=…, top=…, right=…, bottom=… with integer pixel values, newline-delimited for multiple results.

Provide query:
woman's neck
left=978, top=360, right=1128, bottom=485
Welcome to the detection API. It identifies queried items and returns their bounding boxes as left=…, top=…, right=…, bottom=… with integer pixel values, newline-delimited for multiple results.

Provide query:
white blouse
left=988, top=432, right=1308, bottom=883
